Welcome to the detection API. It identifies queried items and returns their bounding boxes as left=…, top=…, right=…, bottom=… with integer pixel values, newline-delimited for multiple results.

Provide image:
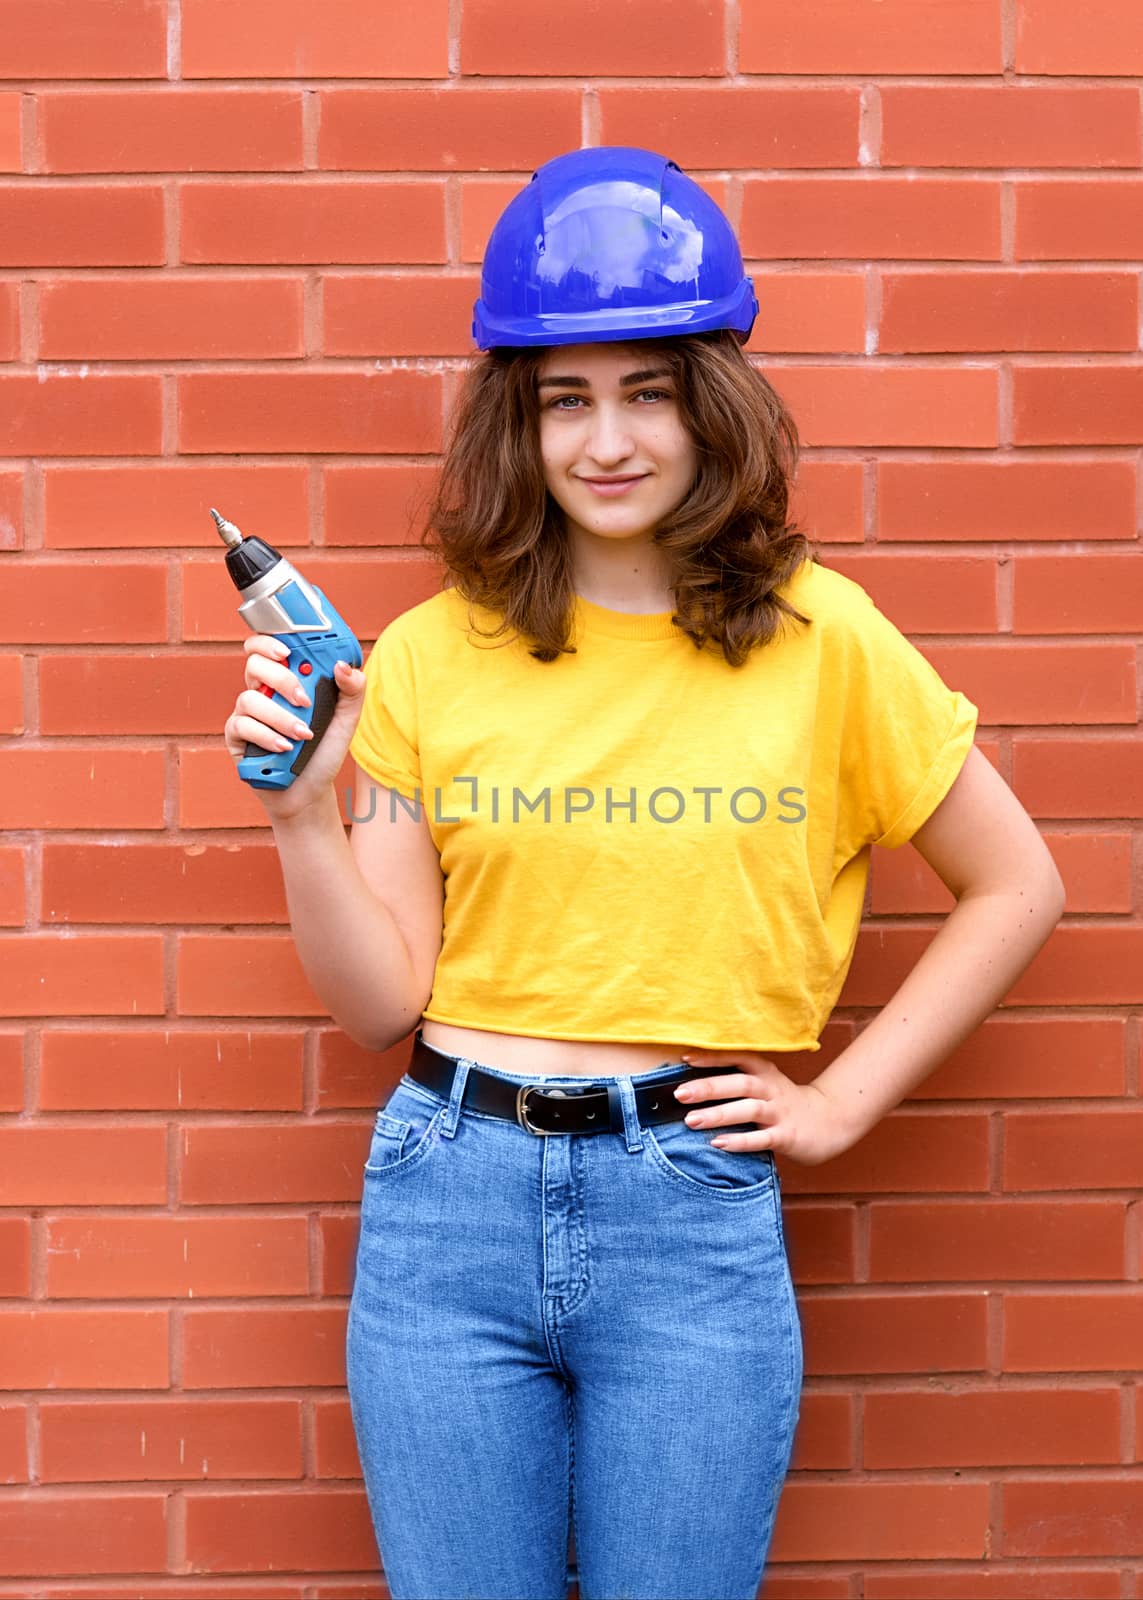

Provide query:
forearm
left=270, top=788, right=424, bottom=1052
left=810, top=869, right=1065, bottom=1143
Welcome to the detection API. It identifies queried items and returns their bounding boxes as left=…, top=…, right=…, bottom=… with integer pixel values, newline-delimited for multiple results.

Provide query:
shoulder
left=370, top=586, right=468, bottom=652
left=779, top=554, right=876, bottom=622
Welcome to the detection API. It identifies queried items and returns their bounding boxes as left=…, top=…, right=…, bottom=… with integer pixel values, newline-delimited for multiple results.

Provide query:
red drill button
left=299, top=662, right=313, bottom=676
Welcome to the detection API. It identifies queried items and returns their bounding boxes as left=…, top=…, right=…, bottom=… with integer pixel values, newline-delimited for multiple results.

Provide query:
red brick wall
left=2, top=0, right=1141, bottom=1594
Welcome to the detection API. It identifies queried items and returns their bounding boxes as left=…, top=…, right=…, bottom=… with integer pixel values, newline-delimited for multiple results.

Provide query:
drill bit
left=209, top=507, right=244, bottom=549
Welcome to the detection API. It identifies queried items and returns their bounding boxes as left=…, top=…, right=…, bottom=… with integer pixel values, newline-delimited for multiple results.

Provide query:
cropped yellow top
left=347, top=556, right=979, bottom=1054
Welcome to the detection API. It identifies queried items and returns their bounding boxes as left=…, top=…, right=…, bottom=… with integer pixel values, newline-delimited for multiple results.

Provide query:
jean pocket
left=363, top=1084, right=446, bottom=1179
left=643, top=1113, right=776, bottom=1199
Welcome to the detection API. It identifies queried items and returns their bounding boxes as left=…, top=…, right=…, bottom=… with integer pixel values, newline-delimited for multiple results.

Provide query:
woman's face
left=535, top=343, right=698, bottom=548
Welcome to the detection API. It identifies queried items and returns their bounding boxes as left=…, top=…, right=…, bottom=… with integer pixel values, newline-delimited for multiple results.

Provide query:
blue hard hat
left=472, top=146, right=758, bottom=350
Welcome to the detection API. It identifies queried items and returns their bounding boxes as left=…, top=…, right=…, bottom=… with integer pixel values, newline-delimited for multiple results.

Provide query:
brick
left=40, top=651, right=271, bottom=735
left=596, top=86, right=859, bottom=168
left=181, top=181, right=445, bottom=266
left=801, top=1291, right=988, bottom=1375
left=40, top=89, right=303, bottom=174
left=0, top=1307, right=168, bottom=1388
left=322, top=463, right=441, bottom=547
left=823, top=552, right=998, bottom=632
left=1016, top=364, right=1143, bottom=445
left=41, top=1028, right=304, bottom=1111
left=782, top=1203, right=857, bottom=1284
left=315, top=1030, right=411, bottom=1110
left=182, top=0, right=448, bottom=78
left=1004, top=1107, right=1143, bottom=1192
left=766, top=364, right=997, bottom=447
left=739, top=0, right=1002, bottom=74
left=741, top=177, right=1002, bottom=261
left=1017, top=0, right=1143, bottom=74
left=882, top=86, right=1140, bottom=168
left=769, top=1481, right=990, bottom=1562
left=1017, top=179, right=1143, bottom=260
left=40, top=276, right=304, bottom=360
left=746, top=271, right=866, bottom=356
left=0, top=650, right=22, bottom=729
left=173, top=934, right=347, bottom=1020
left=178, top=371, right=441, bottom=455
left=870, top=1200, right=1125, bottom=1282
left=0, top=1126, right=165, bottom=1204
left=45, top=1215, right=309, bottom=1298
left=313, top=1397, right=361, bottom=1478
left=1015, top=553, right=1143, bottom=632
left=789, top=459, right=863, bottom=543
left=0, top=561, right=165, bottom=645
left=788, top=1392, right=853, bottom=1471
left=462, top=0, right=723, bottom=76
left=0, top=0, right=166, bottom=79
left=1042, top=832, right=1132, bottom=914
left=185, top=1486, right=378, bottom=1574
left=0, top=1218, right=30, bottom=1295
left=1014, top=736, right=1143, bottom=819
left=0, top=1491, right=167, bottom=1577
left=919, top=641, right=1136, bottom=724
left=0, top=183, right=163, bottom=265
left=182, top=1306, right=347, bottom=1389
left=1010, top=926, right=1143, bottom=1004
left=43, top=463, right=309, bottom=551
left=0, top=375, right=161, bottom=456
left=0, top=281, right=17, bottom=357
left=318, top=1213, right=359, bottom=1296
left=0, top=750, right=163, bottom=830
left=1002, top=1478, right=1143, bottom=1557
left=866, top=1568, right=1120, bottom=1600
left=865, top=1386, right=1120, bottom=1469
left=1005, top=1290, right=1143, bottom=1371
left=323, top=272, right=479, bottom=357
left=874, top=828, right=1130, bottom=917
left=42, top=841, right=288, bottom=924
left=779, top=1113, right=989, bottom=1197
left=0, top=936, right=164, bottom=1019
left=35, top=1582, right=312, bottom=1599
left=40, top=1398, right=302, bottom=1483
left=0, top=470, right=22, bottom=549
left=0, top=1032, right=22, bottom=1111
left=878, top=457, right=1137, bottom=541
left=319, top=86, right=581, bottom=172
left=0, top=93, right=21, bottom=170
left=180, top=1122, right=369, bottom=1204
left=880, top=270, right=1137, bottom=354
left=0, top=842, right=25, bottom=924
left=0, top=1404, right=27, bottom=1483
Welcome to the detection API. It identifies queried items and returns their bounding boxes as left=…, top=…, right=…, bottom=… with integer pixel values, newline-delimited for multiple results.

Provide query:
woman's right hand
left=224, top=635, right=367, bottom=823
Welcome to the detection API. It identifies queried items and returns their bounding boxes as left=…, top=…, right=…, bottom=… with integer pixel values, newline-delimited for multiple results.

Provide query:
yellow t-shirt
left=347, top=556, right=978, bottom=1054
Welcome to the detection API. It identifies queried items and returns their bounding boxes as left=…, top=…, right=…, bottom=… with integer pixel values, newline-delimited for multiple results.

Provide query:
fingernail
left=292, top=720, right=311, bottom=737
left=674, top=1086, right=690, bottom=1100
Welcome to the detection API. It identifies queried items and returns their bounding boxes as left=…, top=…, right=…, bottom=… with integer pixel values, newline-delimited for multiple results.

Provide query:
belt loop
left=440, top=1057, right=474, bottom=1140
left=608, top=1077, right=644, bottom=1153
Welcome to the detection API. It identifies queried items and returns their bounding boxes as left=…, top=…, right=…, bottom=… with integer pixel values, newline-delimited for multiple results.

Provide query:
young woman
left=224, top=147, right=1065, bottom=1600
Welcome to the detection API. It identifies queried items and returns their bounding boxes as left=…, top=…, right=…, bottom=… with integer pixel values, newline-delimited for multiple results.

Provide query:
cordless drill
left=212, top=509, right=364, bottom=791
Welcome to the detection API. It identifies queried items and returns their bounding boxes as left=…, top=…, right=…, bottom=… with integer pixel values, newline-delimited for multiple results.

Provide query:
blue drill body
left=212, top=509, right=363, bottom=791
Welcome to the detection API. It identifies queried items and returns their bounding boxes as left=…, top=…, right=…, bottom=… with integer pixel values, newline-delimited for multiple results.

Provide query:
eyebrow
left=536, top=366, right=673, bottom=391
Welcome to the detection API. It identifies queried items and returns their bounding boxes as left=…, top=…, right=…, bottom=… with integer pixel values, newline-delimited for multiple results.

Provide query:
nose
left=584, top=403, right=636, bottom=468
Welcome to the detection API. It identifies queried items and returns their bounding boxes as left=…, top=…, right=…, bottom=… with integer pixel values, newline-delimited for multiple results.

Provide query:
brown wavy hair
left=419, top=329, right=818, bottom=668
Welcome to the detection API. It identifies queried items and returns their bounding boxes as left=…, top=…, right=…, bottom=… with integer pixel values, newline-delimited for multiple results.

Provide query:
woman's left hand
left=672, top=1049, right=856, bottom=1168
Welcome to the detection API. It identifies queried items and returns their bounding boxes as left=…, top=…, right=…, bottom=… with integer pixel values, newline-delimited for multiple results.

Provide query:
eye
left=545, top=389, right=671, bottom=411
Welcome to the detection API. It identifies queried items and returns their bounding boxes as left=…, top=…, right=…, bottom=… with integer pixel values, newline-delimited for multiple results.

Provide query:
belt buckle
left=516, top=1083, right=568, bottom=1135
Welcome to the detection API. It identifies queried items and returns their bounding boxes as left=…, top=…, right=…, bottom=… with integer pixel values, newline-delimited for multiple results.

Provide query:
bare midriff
left=419, top=1019, right=693, bottom=1078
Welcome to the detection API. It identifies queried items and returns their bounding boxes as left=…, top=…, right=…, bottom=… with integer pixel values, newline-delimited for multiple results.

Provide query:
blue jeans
left=346, top=1047, right=803, bottom=1600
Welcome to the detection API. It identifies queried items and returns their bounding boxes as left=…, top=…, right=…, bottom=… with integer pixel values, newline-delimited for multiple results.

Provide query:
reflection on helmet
left=472, top=146, right=758, bottom=350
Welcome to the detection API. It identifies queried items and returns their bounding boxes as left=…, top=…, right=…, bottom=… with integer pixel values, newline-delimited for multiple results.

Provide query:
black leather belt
left=407, top=1028, right=733, bottom=1137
